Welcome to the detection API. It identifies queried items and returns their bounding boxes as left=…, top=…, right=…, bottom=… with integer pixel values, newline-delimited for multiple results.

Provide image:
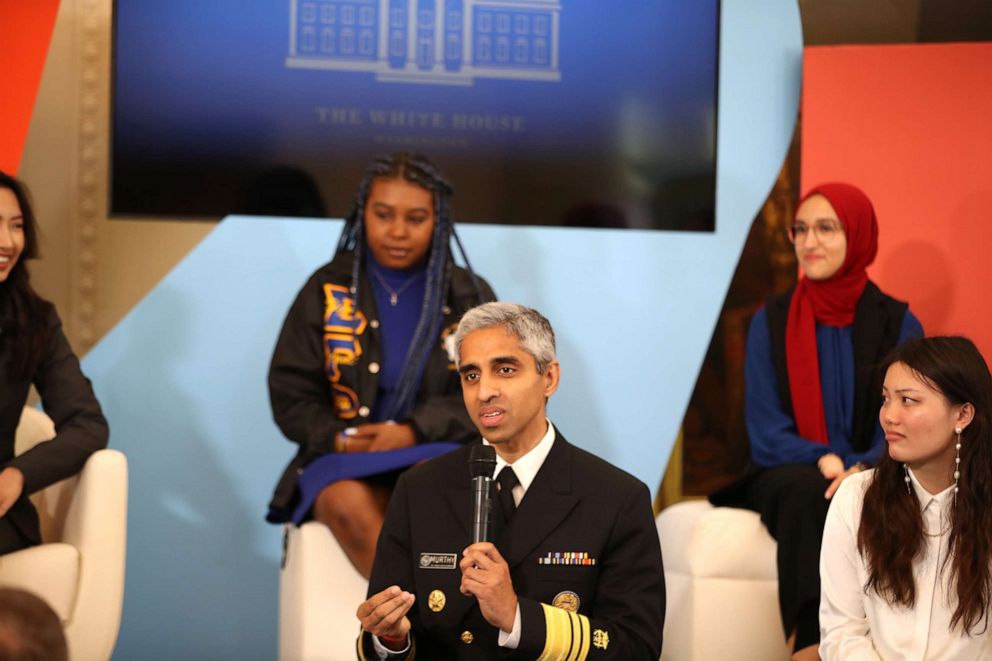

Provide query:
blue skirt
left=290, top=443, right=461, bottom=524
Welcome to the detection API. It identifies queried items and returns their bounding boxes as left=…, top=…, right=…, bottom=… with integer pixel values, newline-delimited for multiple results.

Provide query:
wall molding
left=73, top=0, right=109, bottom=349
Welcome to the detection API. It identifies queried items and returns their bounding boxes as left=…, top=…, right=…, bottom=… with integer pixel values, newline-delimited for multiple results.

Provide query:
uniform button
left=460, top=631, right=474, bottom=644
left=370, top=319, right=380, bottom=329
left=368, top=362, right=380, bottom=374
left=358, top=406, right=370, bottom=417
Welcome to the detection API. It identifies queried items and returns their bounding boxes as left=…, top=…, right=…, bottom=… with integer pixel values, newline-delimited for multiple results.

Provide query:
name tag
left=420, top=553, right=458, bottom=570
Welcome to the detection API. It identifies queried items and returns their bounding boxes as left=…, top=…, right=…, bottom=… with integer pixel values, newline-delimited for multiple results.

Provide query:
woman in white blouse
left=820, top=335, right=992, bottom=660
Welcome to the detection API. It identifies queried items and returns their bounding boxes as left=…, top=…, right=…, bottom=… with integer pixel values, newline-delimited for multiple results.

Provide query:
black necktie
left=495, top=466, right=519, bottom=534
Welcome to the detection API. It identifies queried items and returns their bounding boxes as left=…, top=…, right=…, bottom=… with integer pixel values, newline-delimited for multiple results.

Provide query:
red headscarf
left=786, top=182, right=879, bottom=444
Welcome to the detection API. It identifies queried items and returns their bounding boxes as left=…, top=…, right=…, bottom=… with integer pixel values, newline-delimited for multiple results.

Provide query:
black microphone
left=469, top=444, right=497, bottom=544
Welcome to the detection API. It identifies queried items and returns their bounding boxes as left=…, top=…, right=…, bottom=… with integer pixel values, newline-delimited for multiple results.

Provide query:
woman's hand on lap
left=818, top=453, right=845, bottom=479
left=0, top=467, right=25, bottom=518
left=824, top=464, right=861, bottom=500
left=338, top=423, right=417, bottom=453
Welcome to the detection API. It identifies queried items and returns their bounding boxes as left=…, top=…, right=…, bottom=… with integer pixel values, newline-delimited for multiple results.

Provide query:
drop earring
left=953, top=427, right=962, bottom=496
left=903, top=463, right=912, bottom=495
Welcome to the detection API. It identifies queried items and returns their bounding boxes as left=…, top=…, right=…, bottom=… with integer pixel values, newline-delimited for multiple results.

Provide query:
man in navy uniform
left=357, top=302, right=665, bottom=659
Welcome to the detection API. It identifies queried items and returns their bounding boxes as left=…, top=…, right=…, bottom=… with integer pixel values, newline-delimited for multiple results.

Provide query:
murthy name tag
left=419, top=553, right=458, bottom=569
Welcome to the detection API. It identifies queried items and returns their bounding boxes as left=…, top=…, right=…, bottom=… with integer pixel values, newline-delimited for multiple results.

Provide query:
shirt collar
left=907, top=467, right=955, bottom=511
left=484, top=419, right=556, bottom=495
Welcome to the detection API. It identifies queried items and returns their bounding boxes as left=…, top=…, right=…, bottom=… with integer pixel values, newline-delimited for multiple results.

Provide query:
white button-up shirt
left=820, top=468, right=992, bottom=660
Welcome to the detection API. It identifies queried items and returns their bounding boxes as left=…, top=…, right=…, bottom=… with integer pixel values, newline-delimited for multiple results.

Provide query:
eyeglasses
left=787, top=220, right=844, bottom=244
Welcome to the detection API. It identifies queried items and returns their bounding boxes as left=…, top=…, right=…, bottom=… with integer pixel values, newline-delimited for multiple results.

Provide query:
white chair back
left=8, top=406, right=129, bottom=661
left=14, top=407, right=78, bottom=543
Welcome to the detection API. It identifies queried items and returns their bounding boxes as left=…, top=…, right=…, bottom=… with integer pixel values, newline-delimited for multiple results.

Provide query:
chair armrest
left=62, top=449, right=128, bottom=661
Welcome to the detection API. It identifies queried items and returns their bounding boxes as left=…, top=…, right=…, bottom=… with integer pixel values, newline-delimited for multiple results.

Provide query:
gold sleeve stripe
left=537, top=604, right=591, bottom=661
left=572, top=609, right=591, bottom=660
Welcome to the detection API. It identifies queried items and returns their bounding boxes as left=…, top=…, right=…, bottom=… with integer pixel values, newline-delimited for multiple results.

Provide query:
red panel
left=0, top=0, right=62, bottom=174
left=802, top=42, right=992, bottom=360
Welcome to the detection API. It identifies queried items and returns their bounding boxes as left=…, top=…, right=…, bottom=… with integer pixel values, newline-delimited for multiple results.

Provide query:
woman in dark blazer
left=0, top=171, right=108, bottom=555
left=712, top=182, right=922, bottom=660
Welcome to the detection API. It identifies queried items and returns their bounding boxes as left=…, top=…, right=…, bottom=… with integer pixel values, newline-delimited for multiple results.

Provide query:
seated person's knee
left=314, top=480, right=381, bottom=543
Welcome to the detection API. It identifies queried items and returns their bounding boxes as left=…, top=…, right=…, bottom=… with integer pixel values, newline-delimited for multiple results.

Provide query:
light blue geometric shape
left=90, top=1, right=801, bottom=657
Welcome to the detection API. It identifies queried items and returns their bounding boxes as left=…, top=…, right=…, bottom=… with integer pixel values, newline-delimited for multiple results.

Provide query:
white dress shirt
left=488, top=418, right=556, bottom=509
left=373, top=420, right=556, bottom=658
left=820, top=468, right=992, bottom=660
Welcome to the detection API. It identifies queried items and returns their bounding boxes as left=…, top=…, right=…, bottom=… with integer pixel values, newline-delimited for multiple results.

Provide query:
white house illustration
left=286, top=0, right=561, bottom=85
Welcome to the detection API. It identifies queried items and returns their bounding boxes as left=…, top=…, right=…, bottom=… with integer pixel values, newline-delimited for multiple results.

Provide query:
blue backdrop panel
left=84, top=1, right=801, bottom=657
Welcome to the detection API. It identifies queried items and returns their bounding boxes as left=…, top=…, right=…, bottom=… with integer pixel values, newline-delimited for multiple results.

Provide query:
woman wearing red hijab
left=711, top=183, right=923, bottom=660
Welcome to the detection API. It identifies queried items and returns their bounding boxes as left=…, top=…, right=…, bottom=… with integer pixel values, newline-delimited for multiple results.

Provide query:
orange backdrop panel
left=0, top=0, right=61, bottom=174
left=802, top=42, right=992, bottom=360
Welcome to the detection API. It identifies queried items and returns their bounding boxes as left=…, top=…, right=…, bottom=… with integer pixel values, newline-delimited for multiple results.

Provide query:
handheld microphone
left=469, top=444, right=497, bottom=544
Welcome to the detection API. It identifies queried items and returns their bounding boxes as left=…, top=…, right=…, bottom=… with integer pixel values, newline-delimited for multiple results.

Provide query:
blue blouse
left=367, top=255, right=427, bottom=422
left=745, top=307, right=923, bottom=469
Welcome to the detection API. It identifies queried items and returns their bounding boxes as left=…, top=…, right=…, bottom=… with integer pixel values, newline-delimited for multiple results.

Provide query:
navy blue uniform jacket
left=359, top=430, right=666, bottom=659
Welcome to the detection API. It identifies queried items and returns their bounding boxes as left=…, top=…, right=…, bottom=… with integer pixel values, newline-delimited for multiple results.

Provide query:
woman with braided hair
left=267, top=153, right=495, bottom=577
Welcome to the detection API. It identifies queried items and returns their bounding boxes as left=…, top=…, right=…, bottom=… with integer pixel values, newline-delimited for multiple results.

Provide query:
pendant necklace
left=371, top=267, right=424, bottom=306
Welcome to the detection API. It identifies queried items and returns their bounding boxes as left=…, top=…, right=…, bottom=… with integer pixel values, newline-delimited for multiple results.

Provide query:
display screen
left=112, top=0, right=719, bottom=230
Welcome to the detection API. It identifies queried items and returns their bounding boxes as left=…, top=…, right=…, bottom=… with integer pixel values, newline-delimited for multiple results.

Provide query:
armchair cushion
left=0, top=542, right=79, bottom=622
left=658, top=499, right=777, bottom=580
left=657, top=500, right=788, bottom=661
left=4, top=407, right=128, bottom=661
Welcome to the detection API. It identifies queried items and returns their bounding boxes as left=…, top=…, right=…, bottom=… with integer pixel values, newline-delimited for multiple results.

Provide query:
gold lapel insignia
left=460, top=630, right=474, bottom=644
left=592, top=629, right=610, bottom=650
left=552, top=590, right=580, bottom=613
left=428, top=589, right=446, bottom=612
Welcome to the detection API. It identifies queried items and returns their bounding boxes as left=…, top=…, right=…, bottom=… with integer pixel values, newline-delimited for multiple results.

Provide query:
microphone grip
left=471, top=476, right=493, bottom=544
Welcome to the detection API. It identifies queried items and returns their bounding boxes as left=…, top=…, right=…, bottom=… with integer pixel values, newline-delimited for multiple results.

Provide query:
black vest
left=764, top=280, right=908, bottom=453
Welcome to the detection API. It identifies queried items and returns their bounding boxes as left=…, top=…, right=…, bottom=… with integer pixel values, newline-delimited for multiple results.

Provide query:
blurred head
left=455, top=303, right=559, bottom=451
left=0, top=172, right=40, bottom=286
left=881, top=337, right=989, bottom=473
left=791, top=194, right=847, bottom=280
left=791, top=182, right=878, bottom=282
left=337, top=152, right=451, bottom=268
left=0, top=588, right=68, bottom=661
left=363, top=175, right=435, bottom=270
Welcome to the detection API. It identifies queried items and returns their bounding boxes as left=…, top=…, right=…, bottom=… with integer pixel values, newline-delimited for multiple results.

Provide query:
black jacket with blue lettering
left=267, top=251, right=495, bottom=522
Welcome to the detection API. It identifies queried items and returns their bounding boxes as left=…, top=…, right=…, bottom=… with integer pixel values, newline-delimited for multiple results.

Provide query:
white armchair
left=0, top=407, right=128, bottom=661
left=657, top=500, right=789, bottom=661
left=280, top=521, right=368, bottom=661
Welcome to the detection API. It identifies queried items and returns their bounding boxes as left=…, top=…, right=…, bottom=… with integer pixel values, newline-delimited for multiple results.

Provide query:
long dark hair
left=858, top=336, right=992, bottom=633
left=0, top=171, right=50, bottom=383
left=336, top=152, right=484, bottom=421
